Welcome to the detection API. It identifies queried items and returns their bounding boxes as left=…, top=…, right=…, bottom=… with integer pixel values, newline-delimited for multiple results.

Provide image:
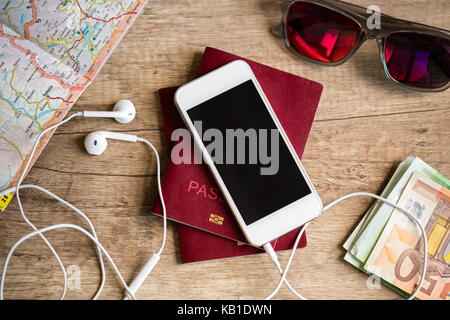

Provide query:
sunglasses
left=274, top=0, right=450, bottom=91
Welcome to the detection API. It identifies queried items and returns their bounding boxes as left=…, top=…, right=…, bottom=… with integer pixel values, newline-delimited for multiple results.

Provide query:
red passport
left=153, top=47, right=323, bottom=263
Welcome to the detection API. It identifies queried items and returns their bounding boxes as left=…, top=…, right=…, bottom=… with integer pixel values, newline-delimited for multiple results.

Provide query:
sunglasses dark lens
left=286, top=1, right=361, bottom=63
left=385, top=32, right=450, bottom=89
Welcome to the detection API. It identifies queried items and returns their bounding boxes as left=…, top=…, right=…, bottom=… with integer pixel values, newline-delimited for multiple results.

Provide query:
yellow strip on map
left=0, top=194, right=12, bottom=211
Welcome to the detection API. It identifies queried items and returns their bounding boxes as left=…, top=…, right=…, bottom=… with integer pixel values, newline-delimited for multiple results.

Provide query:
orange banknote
left=365, top=172, right=449, bottom=300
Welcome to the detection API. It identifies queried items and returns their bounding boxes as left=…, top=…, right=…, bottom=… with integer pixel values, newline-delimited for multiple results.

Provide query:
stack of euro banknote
left=344, top=156, right=449, bottom=300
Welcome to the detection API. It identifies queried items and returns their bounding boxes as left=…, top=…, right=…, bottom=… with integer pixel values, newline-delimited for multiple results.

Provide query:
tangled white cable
left=0, top=112, right=167, bottom=300
left=0, top=110, right=427, bottom=300
left=264, top=192, right=428, bottom=300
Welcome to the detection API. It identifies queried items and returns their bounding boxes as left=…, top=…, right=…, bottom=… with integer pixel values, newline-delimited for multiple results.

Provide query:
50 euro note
left=364, top=172, right=450, bottom=300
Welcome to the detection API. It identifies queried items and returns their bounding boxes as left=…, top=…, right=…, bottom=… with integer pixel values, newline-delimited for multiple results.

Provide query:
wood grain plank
left=0, top=0, right=448, bottom=300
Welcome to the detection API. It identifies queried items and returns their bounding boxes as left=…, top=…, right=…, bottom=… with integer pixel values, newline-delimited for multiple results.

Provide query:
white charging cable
left=0, top=113, right=427, bottom=300
left=264, top=192, right=428, bottom=300
left=0, top=114, right=167, bottom=300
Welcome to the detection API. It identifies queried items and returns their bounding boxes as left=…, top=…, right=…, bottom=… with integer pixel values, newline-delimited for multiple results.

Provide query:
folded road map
left=0, top=0, right=146, bottom=208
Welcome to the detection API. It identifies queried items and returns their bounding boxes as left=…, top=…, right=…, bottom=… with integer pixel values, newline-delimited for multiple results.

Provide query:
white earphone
left=81, top=99, right=136, bottom=123
left=84, top=131, right=139, bottom=155
left=0, top=99, right=426, bottom=300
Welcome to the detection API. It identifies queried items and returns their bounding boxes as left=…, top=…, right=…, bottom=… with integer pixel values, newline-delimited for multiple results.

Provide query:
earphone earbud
left=84, top=131, right=138, bottom=155
left=82, top=99, right=136, bottom=124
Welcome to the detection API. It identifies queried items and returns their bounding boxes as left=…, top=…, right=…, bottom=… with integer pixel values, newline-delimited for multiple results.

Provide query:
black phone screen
left=187, top=80, right=311, bottom=225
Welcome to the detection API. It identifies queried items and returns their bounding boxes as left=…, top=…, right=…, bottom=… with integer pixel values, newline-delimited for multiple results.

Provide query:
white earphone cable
left=0, top=113, right=428, bottom=300
left=0, top=112, right=107, bottom=300
left=0, top=184, right=108, bottom=299
left=264, top=192, right=428, bottom=300
left=137, top=137, right=167, bottom=256
left=0, top=223, right=136, bottom=300
left=0, top=113, right=167, bottom=300
left=12, top=113, right=84, bottom=299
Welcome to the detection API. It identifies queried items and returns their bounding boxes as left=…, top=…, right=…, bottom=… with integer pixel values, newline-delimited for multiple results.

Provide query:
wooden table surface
left=0, top=0, right=449, bottom=300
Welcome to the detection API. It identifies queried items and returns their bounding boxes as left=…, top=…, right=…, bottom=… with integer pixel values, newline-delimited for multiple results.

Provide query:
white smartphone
left=174, top=60, right=322, bottom=247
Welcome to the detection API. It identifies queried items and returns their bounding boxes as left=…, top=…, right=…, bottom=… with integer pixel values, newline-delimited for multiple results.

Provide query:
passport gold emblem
left=209, top=214, right=224, bottom=225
